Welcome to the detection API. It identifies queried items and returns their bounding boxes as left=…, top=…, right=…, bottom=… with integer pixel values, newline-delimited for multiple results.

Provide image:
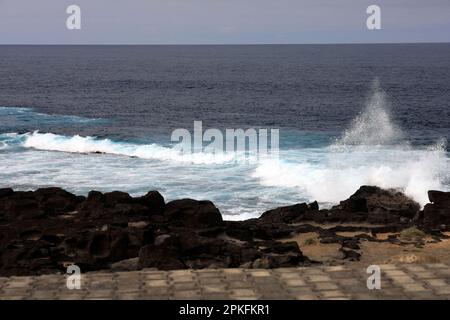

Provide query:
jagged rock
left=423, top=203, right=450, bottom=229
left=258, top=203, right=308, bottom=223
left=164, top=199, right=223, bottom=228
left=337, top=186, right=420, bottom=219
left=0, top=188, right=13, bottom=198
left=428, top=191, right=450, bottom=206
left=135, top=191, right=165, bottom=215
left=138, top=235, right=185, bottom=270
left=0, top=186, right=445, bottom=276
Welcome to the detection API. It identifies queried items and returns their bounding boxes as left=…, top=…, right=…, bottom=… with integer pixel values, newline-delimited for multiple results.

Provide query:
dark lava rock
left=0, top=186, right=444, bottom=276
left=336, top=186, right=420, bottom=221
left=428, top=191, right=450, bottom=206
left=423, top=202, right=450, bottom=229
left=164, top=199, right=223, bottom=228
left=258, top=203, right=308, bottom=223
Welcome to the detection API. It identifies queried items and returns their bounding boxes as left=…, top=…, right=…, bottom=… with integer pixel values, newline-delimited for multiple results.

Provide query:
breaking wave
left=0, top=132, right=236, bottom=165
left=253, top=80, right=449, bottom=206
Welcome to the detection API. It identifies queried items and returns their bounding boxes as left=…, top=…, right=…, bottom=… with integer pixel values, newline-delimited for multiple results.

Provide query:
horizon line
left=1, top=41, right=449, bottom=46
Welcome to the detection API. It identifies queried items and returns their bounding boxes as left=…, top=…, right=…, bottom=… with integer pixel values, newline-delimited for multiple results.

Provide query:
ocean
left=0, top=44, right=449, bottom=220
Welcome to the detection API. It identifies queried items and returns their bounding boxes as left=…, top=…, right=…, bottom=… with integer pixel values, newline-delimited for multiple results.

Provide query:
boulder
left=423, top=203, right=450, bottom=228
left=337, top=186, right=420, bottom=219
left=138, top=235, right=185, bottom=270
left=428, top=191, right=450, bottom=206
left=164, top=199, right=223, bottom=228
left=258, top=203, right=308, bottom=223
left=134, top=191, right=165, bottom=215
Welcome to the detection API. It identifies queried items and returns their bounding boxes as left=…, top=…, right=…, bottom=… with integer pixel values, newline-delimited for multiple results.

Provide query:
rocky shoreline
left=0, top=186, right=449, bottom=276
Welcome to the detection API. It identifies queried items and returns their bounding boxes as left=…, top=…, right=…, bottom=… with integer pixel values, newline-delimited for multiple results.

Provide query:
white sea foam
left=253, top=80, right=449, bottom=207
left=17, top=131, right=236, bottom=165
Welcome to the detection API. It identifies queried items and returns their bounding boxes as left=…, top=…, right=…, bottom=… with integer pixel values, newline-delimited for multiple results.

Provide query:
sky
left=0, top=0, right=449, bottom=44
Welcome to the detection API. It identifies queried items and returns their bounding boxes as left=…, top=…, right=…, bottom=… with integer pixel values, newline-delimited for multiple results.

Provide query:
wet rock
left=337, top=186, right=420, bottom=220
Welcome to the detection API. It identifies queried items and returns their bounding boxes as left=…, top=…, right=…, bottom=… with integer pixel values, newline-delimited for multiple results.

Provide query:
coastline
left=0, top=185, right=449, bottom=277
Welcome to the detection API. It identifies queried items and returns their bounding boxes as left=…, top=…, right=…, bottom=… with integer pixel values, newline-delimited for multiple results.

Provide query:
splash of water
left=335, top=79, right=404, bottom=147
left=253, top=80, right=449, bottom=207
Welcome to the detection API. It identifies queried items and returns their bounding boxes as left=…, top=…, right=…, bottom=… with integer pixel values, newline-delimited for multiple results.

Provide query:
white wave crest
left=19, top=131, right=235, bottom=165
left=253, top=80, right=449, bottom=207
left=253, top=142, right=448, bottom=207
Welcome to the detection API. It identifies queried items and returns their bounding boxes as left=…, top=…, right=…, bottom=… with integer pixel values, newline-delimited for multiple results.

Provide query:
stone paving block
left=57, top=293, right=86, bottom=300
left=248, top=270, right=272, bottom=277
left=172, top=290, right=202, bottom=300
left=402, top=265, right=427, bottom=272
left=172, top=282, right=199, bottom=291
left=117, top=292, right=142, bottom=300
left=171, top=275, right=196, bottom=283
left=294, top=293, right=319, bottom=300
left=352, top=292, right=381, bottom=300
left=307, top=275, right=332, bottom=283
left=301, top=269, right=327, bottom=276
left=141, top=272, right=168, bottom=280
left=277, top=272, right=303, bottom=279
left=434, top=287, right=450, bottom=295
left=85, top=290, right=115, bottom=299
left=230, top=289, right=257, bottom=297
left=434, top=269, right=450, bottom=277
left=0, top=263, right=449, bottom=300
left=282, top=279, right=307, bottom=287
left=336, top=278, right=363, bottom=287
left=170, top=269, right=194, bottom=276
left=319, top=290, right=347, bottom=299
left=198, top=277, right=224, bottom=285
left=232, top=296, right=259, bottom=300
left=384, top=269, right=408, bottom=277
left=424, top=278, right=448, bottom=287
left=414, top=271, right=438, bottom=279
left=144, top=279, right=170, bottom=288
left=223, top=273, right=247, bottom=281
left=391, top=276, right=417, bottom=285
left=201, top=292, right=230, bottom=299
left=314, top=282, right=340, bottom=291
left=226, top=281, right=253, bottom=289
left=323, top=266, right=348, bottom=272
left=377, top=264, right=400, bottom=270
left=29, top=290, right=57, bottom=299
left=222, top=269, right=244, bottom=274
left=196, top=271, right=224, bottom=278
left=202, top=285, right=227, bottom=293
left=402, top=283, right=427, bottom=292
left=426, top=263, right=448, bottom=269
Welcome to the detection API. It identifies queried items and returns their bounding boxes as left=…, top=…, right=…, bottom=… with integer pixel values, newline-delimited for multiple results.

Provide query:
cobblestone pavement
left=0, top=264, right=449, bottom=300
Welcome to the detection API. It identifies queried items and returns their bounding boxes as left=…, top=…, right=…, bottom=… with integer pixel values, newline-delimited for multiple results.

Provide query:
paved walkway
left=0, top=264, right=449, bottom=300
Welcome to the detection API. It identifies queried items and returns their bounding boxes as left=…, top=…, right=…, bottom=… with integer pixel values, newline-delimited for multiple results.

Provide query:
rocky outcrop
left=0, top=187, right=309, bottom=276
left=333, top=186, right=421, bottom=224
left=422, top=191, right=450, bottom=229
left=0, top=185, right=448, bottom=276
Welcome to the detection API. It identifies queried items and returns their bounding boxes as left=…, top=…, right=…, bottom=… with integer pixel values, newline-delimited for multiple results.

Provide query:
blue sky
left=0, top=0, right=449, bottom=44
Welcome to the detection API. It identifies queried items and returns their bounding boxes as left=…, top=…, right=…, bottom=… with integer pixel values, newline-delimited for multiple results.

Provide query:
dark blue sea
left=0, top=44, right=449, bottom=219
